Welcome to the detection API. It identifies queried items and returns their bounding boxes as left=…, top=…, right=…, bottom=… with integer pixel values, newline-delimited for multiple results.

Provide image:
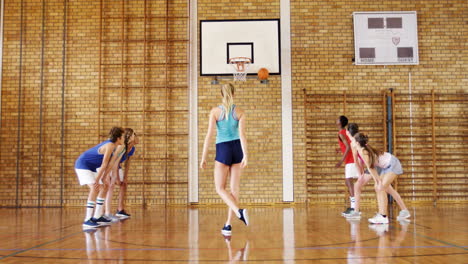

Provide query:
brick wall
left=0, top=0, right=466, bottom=206
left=0, top=0, right=189, bottom=207
left=291, top=0, right=467, bottom=204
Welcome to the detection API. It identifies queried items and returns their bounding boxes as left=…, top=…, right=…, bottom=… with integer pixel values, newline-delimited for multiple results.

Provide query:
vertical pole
left=164, top=0, right=169, bottom=206
left=303, top=89, right=308, bottom=204
left=408, top=72, right=415, bottom=200
left=391, top=88, right=398, bottom=192
left=60, top=0, right=68, bottom=206
left=387, top=88, right=393, bottom=154
left=142, top=0, right=147, bottom=208
left=431, top=89, right=437, bottom=204
left=386, top=88, right=394, bottom=204
left=343, top=90, right=347, bottom=115
left=343, top=90, right=346, bottom=204
left=188, top=0, right=199, bottom=203
left=383, top=91, right=387, bottom=155
left=16, top=0, right=25, bottom=208
left=120, top=0, right=124, bottom=125
left=280, top=0, right=294, bottom=202
left=0, top=0, right=5, bottom=125
left=98, top=0, right=102, bottom=140
left=38, top=0, right=46, bottom=207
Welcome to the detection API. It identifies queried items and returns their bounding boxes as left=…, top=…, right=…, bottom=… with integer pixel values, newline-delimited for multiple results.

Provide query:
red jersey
left=338, top=129, right=354, bottom=164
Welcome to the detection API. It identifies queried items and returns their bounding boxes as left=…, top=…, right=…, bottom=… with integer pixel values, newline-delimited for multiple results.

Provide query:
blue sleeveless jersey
left=216, top=105, right=240, bottom=144
left=120, top=146, right=135, bottom=163
left=75, top=140, right=112, bottom=172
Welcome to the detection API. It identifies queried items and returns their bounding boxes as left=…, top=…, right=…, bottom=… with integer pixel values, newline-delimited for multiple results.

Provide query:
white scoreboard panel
left=353, top=11, right=419, bottom=65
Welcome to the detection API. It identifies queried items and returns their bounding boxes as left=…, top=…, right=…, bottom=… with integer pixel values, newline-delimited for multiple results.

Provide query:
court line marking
left=101, top=236, right=380, bottom=249
left=0, top=231, right=82, bottom=260
left=389, top=220, right=468, bottom=251
left=4, top=252, right=468, bottom=262
left=0, top=244, right=467, bottom=251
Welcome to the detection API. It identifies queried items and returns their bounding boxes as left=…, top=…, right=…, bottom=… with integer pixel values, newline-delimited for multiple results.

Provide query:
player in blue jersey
left=75, top=127, right=125, bottom=228
left=200, top=83, right=249, bottom=236
left=105, top=128, right=138, bottom=221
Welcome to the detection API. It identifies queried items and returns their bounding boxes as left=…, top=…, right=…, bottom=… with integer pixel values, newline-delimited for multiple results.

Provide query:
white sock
left=350, top=197, right=356, bottom=209
left=85, top=200, right=95, bottom=221
left=93, top=197, right=105, bottom=219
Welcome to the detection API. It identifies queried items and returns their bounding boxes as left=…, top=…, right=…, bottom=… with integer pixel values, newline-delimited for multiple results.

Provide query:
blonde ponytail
left=221, top=83, right=235, bottom=120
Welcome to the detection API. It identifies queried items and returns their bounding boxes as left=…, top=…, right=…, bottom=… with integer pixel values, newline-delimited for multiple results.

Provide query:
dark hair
left=339, top=116, right=348, bottom=127
left=347, top=123, right=359, bottom=136
left=108, top=127, right=124, bottom=143
left=354, top=132, right=383, bottom=168
left=123, top=128, right=135, bottom=158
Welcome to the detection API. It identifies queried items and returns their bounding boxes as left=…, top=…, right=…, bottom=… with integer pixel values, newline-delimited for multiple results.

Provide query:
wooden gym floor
left=0, top=205, right=466, bottom=263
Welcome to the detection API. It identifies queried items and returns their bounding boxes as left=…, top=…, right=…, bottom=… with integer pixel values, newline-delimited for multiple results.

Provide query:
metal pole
left=60, top=0, right=68, bottom=206
left=431, top=89, right=437, bottom=204
left=387, top=88, right=393, bottom=154
left=38, top=0, right=46, bottom=208
left=0, top=0, right=5, bottom=126
left=387, top=88, right=394, bottom=204
left=16, top=0, right=25, bottom=208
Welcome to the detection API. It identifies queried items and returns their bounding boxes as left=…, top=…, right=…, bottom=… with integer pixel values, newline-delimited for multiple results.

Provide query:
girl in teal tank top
left=200, top=83, right=249, bottom=235
left=216, top=104, right=240, bottom=144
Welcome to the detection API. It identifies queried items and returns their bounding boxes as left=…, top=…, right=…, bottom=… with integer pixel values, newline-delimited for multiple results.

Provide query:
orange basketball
left=257, top=68, right=269, bottom=80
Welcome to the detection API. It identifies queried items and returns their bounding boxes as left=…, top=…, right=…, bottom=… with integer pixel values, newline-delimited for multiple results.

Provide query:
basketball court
left=1, top=206, right=467, bottom=263
left=0, top=0, right=466, bottom=263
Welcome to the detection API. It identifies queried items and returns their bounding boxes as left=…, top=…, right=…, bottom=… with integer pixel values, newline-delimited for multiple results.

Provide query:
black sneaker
left=341, top=207, right=353, bottom=217
left=116, top=210, right=131, bottom=219
left=93, top=216, right=112, bottom=226
left=238, top=209, right=249, bottom=226
left=221, top=224, right=232, bottom=235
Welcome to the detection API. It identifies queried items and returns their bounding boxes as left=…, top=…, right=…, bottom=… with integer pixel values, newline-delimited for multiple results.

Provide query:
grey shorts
left=379, top=155, right=403, bottom=175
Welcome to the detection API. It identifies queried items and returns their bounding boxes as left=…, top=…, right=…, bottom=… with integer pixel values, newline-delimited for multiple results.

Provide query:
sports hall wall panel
left=0, top=0, right=190, bottom=207
left=0, top=0, right=466, bottom=207
left=197, top=0, right=283, bottom=204
left=292, top=0, right=467, bottom=204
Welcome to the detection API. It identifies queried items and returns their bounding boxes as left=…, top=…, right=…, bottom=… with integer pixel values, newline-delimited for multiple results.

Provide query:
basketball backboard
left=200, top=19, right=281, bottom=76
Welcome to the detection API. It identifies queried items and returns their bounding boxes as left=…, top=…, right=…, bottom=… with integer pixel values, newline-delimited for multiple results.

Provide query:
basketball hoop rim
left=229, top=57, right=251, bottom=75
left=228, top=57, right=252, bottom=64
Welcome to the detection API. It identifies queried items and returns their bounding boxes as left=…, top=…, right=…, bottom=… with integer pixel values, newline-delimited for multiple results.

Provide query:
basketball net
left=229, top=57, right=251, bottom=81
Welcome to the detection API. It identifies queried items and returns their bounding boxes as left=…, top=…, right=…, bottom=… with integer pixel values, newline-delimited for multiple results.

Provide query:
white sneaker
left=368, top=213, right=389, bottom=224
left=397, top=209, right=411, bottom=220
left=369, top=224, right=389, bottom=236
left=345, top=210, right=361, bottom=220
left=398, top=219, right=410, bottom=226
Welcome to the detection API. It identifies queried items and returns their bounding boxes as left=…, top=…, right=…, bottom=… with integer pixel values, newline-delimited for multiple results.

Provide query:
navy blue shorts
left=215, top=139, right=244, bottom=166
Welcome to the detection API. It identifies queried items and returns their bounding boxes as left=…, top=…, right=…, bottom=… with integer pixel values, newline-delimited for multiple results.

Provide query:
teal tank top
left=216, top=105, right=240, bottom=144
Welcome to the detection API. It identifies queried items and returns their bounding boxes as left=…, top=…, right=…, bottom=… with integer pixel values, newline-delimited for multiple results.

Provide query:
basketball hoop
left=229, top=57, right=251, bottom=81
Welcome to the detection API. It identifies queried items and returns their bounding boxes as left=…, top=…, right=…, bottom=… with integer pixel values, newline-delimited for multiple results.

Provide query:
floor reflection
left=346, top=217, right=409, bottom=264
left=223, top=234, right=249, bottom=263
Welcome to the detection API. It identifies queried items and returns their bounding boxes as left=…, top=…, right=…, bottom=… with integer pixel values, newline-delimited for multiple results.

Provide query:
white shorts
left=111, top=168, right=124, bottom=184
left=76, top=168, right=106, bottom=185
left=345, top=163, right=359, bottom=179
left=119, top=168, right=124, bottom=182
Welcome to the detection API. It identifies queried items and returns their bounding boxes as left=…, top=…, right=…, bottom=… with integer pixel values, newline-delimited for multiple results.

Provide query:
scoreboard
left=353, top=11, right=419, bottom=65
